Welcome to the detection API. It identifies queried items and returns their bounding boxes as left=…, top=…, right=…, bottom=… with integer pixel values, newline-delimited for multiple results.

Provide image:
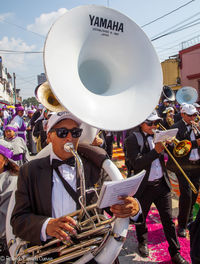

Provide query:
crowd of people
left=0, top=97, right=199, bottom=263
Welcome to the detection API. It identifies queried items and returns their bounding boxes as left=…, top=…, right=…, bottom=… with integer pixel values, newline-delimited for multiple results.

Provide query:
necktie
left=52, top=157, right=75, bottom=169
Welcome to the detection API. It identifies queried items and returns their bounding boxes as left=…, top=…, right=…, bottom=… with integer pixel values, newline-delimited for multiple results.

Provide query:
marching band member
left=170, top=104, right=200, bottom=238
left=162, top=106, right=175, bottom=129
left=125, top=111, right=188, bottom=264
left=11, top=111, right=141, bottom=263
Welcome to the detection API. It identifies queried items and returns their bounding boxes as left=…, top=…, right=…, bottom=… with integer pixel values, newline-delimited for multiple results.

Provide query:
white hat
left=163, top=99, right=169, bottom=103
left=181, top=104, right=198, bottom=115
left=47, top=111, right=82, bottom=133
left=146, top=110, right=162, bottom=122
left=193, top=102, right=200, bottom=108
left=163, top=107, right=174, bottom=114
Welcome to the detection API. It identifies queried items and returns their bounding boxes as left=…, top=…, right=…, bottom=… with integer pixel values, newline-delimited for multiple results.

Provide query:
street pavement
left=118, top=192, right=179, bottom=264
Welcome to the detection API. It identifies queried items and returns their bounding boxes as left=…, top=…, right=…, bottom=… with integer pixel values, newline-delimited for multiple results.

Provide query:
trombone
left=192, top=115, right=200, bottom=135
left=158, top=123, right=192, bottom=157
left=156, top=123, right=197, bottom=194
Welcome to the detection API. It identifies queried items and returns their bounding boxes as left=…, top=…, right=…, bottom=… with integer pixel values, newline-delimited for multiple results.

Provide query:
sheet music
left=153, top=128, right=178, bottom=143
left=97, top=170, right=145, bottom=209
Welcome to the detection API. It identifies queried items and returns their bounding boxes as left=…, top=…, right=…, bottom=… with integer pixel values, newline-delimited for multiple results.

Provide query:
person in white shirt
left=125, top=111, right=188, bottom=264
left=11, top=111, right=141, bottom=263
left=170, top=103, right=200, bottom=238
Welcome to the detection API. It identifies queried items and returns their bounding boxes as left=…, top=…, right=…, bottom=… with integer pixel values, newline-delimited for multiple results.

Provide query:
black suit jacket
left=125, top=129, right=171, bottom=199
left=169, top=119, right=200, bottom=168
left=11, top=145, right=109, bottom=245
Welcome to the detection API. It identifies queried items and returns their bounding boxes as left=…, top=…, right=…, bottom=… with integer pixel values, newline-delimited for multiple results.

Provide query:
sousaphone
left=6, top=5, right=163, bottom=264
left=176, top=86, right=198, bottom=105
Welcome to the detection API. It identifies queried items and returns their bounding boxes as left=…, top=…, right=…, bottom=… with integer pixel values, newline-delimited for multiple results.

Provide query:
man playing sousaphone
left=11, top=111, right=142, bottom=263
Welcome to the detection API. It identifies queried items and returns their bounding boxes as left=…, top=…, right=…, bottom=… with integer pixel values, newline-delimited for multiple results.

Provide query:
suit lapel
left=37, top=156, right=53, bottom=216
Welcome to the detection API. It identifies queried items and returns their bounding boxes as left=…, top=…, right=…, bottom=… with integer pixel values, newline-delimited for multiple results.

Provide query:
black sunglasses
left=145, top=120, right=160, bottom=126
left=185, top=113, right=197, bottom=117
left=50, top=127, right=83, bottom=138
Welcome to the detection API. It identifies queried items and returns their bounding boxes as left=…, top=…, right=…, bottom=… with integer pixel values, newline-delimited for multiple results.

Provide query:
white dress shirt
left=189, top=129, right=200, bottom=161
left=146, top=135, right=163, bottom=182
left=41, top=150, right=77, bottom=241
left=40, top=148, right=141, bottom=241
left=182, top=121, right=200, bottom=161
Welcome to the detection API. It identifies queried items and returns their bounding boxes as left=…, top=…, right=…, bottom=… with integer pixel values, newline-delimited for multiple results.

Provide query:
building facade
left=179, top=43, right=200, bottom=101
left=161, top=58, right=181, bottom=91
left=0, top=56, right=15, bottom=105
left=37, top=73, right=46, bottom=85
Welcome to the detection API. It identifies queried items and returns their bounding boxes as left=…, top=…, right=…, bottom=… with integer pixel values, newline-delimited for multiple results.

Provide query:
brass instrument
left=166, top=116, right=174, bottom=127
left=7, top=4, right=164, bottom=263
left=159, top=123, right=192, bottom=158
left=13, top=143, right=115, bottom=263
left=192, top=121, right=200, bottom=136
left=157, top=123, right=197, bottom=194
left=36, top=81, right=66, bottom=112
left=176, top=86, right=198, bottom=105
left=162, top=85, right=175, bottom=101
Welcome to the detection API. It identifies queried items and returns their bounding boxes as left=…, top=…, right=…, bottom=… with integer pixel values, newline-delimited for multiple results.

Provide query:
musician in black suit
left=126, top=111, right=188, bottom=264
left=11, top=111, right=141, bottom=262
left=170, top=103, right=200, bottom=238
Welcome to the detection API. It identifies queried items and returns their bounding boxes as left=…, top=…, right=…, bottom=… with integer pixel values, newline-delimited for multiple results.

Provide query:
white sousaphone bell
left=6, top=5, right=163, bottom=264
left=43, top=5, right=163, bottom=131
left=176, top=86, right=198, bottom=105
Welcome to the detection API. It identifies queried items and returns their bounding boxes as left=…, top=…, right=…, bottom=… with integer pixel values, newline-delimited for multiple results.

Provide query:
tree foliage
left=22, top=97, right=38, bottom=107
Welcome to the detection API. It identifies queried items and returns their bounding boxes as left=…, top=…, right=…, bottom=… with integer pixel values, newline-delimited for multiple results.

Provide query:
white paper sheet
left=153, top=128, right=178, bottom=143
left=97, top=170, right=146, bottom=209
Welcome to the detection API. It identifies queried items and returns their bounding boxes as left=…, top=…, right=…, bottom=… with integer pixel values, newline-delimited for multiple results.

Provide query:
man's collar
left=50, top=149, right=62, bottom=165
left=182, top=119, right=190, bottom=126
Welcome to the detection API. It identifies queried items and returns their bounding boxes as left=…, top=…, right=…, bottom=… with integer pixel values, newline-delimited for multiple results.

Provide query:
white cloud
left=0, top=12, right=13, bottom=22
left=0, top=36, right=36, bottom=70
left=27, top=8, right=67, bottom=36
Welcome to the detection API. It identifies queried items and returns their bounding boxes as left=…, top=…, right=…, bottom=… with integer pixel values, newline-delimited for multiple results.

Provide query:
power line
left=151, top=11, right=200, bottom=40
left=0, top=18, right=45, bottom=38
left=0, top=49, right=42, bottom=54
left=151, top=18, right=200, bottom=41
left=142, top=0, right=195, bottom=28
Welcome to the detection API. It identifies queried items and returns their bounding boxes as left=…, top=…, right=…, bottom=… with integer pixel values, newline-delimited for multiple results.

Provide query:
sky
left=0, top=0, right=200, bottom=99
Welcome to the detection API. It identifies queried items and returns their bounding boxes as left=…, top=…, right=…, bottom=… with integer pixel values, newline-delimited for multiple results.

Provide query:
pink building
left=179, top=43, right=200, bottom=101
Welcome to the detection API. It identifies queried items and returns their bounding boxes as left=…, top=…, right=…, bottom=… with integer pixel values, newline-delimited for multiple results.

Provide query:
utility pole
left=13, top=72, right=16, bottom=104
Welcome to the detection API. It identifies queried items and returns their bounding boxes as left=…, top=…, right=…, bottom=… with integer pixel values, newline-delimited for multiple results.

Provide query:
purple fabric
left=3, top=118, right=8, bottom=127
left=5, top=126, right=18, bottom=132
left=0, top=145, right=13, bottom=159
left=12, top=153, right=23, bottom=161
left=17, top=120, right=26, bottom=141
left=15, top=103, right=21, bottom=107
left=16, top=106, right=24, bottom=112
left=28, top=110, right=34, bottom=114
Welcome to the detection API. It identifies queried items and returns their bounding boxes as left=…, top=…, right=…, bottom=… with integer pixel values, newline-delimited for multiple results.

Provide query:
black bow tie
left=144, top=134, right=153, bottom=140
left=52, top=157, right=75, bottom=169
